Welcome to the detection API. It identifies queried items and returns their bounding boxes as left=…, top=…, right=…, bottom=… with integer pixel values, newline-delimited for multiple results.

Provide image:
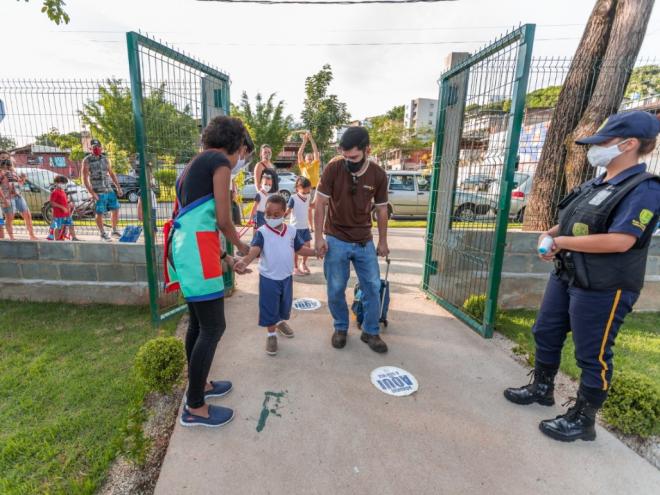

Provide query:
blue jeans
left=324, top=235, right=381, bottom=335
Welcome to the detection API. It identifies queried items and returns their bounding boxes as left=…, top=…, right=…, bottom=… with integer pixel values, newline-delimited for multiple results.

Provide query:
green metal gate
left=422, top=25, right=535, bottom=337
left=126, top=32, right=232, bottom=324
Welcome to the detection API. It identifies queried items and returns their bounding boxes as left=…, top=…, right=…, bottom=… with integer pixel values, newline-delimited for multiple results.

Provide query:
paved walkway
left=155, top=228, right=659, bottom=495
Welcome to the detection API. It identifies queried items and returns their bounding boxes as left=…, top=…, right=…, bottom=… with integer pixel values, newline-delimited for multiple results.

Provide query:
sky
left=1, top=0, right=659, bottom=122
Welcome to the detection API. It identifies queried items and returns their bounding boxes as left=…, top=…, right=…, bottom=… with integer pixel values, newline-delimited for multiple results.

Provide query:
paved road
left=154, top=228, right=658, bottom=494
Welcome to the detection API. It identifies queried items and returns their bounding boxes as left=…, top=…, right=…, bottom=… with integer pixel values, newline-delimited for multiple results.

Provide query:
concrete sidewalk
left=155, top=228, right=659, bottom=495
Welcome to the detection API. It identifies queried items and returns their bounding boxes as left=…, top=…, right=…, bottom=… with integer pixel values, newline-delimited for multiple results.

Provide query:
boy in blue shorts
left=286, top=177, right=314, bottom=275
left=235, top=195, right=316, bottom=356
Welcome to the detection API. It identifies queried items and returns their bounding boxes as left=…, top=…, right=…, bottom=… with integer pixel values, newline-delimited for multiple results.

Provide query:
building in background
left=404, top=98, right=437, bottom=137
left=10, top=144, right=82, bottom=178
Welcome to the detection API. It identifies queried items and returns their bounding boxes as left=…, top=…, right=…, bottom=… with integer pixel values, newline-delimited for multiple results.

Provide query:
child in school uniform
left=249, top=168, right=279, bottom=229
left=235, top=195, right=316, bottom=356
left=286, top=177, right=314, bottom=275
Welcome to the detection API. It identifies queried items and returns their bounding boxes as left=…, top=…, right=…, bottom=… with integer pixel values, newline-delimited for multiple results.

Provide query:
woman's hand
left=537, top=233, right=560, bottom=262
left=236, top=241, right=250, bottom=257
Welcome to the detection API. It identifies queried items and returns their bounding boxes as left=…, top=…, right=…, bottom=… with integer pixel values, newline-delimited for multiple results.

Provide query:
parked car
left=240, top=173, right=298, bottom=202
left=384, top=171, right=497, bottom=221
left=114, top=174, right=160, bottom=203
left=16, top=167, right=91, bottom=221
left=459, top=174, right=497, bottom=192
left=488, top=172, right=534, bottom=222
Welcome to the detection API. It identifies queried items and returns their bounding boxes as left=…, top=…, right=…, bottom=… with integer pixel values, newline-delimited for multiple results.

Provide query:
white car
left=16, top=167, right=91, bottom=220
left=241, top=173, right=298, bottom=202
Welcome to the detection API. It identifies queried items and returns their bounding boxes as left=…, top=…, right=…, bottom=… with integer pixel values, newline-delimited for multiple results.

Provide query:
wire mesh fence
left=127, top=32, right=231, bottom=322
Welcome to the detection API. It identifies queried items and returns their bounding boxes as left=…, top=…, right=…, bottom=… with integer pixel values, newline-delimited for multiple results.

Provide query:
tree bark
left=523, top=0, right=617, bottom=231
left=564, top=0, right=655, bottom=191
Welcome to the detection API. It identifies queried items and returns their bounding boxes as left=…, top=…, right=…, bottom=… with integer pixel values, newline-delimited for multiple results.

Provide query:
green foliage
left=625, top=64, right=660, bottom=99
left=301, top=64, right=351, bottom=156
left=20, top=0, right=70, bottom=25
left=104, top=142, right=131, bottom=175
left=36, top=128, right=86, bottom=161
left=463, top=294, right=487, bottom=321
left=80, top=79, right=198, bottom=165
left=466, top=85, right=562, bottom=114
left=602, top=371, right=660, bottom=437
left=154, top=167, right=177, bottom=190
left=231, top=92, right=293, bottom=160
left=369, top=114, right=431, bottom=156
left=386, top=105, right=405, bottom=121
left=0, top=135, right=17, bottom=151
left=234, top=169, right=247, bottom=204
left=134, top=337, right=186, bottom=394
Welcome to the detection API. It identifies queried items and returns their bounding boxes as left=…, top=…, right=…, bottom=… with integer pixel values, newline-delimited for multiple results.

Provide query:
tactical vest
left=85, top=154, right=112, bottom=193
left=556, top=170, right=659, bottom=291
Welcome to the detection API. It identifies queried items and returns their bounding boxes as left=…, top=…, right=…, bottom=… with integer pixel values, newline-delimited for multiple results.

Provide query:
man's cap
left=90, top=138, right=102, bottom=147
left=576, top=111, right=660, bottom=145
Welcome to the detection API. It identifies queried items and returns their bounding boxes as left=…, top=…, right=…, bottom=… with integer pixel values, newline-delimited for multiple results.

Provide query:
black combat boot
left=503, top=365, right=557, bottom=406
left=539, top=393, right=598, bottom=442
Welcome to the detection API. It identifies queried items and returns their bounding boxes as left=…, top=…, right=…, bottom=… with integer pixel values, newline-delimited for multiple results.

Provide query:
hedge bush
left=134, top=337, right=186, bottom=394
left=154, top=168, right=177, bottom=190
left=602, top=371, right=660, bottom=437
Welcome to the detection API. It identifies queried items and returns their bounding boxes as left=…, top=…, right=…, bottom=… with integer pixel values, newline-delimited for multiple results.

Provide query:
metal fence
left=126, top=32, right=232, bottom=323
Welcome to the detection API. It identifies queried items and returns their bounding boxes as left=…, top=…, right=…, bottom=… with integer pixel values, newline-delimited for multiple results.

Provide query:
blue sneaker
left=205, top=380, right=233, bottom=399
left=180, top=404, right=235, bottom=428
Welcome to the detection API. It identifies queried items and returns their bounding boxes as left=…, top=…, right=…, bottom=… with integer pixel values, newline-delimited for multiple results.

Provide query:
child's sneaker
left=179, top=404, right=235, bottom=428
left=205, top=380, right=233, bottom=399
left=266, top=335, right=278, bottom=356
left=100, top=231, right=111, bottom=242
left=277, top=321, right=294, bottom=338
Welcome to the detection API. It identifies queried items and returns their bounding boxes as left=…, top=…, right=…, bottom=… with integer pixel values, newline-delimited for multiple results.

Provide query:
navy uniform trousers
left=533, top=273, right=639, bottom=396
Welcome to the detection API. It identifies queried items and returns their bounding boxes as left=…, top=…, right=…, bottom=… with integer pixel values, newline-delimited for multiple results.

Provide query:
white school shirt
left=287, top=193, right=310, bottom=229
left=251, top=224, right=303, bottom=280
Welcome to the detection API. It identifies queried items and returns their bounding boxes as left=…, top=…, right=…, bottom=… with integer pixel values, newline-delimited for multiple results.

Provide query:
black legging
left=185, top=297, right=226, bottom=408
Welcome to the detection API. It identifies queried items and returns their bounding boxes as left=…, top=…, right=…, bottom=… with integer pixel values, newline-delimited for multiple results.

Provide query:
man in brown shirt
left=314, top=126, right=390, bottom=353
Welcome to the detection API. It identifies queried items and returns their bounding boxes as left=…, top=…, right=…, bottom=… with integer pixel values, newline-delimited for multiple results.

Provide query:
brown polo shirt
left=316, top=157, right=388, bottom=243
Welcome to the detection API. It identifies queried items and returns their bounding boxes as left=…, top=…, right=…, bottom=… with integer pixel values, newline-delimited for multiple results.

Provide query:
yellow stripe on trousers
left=599, top=289, right=622, bottom=391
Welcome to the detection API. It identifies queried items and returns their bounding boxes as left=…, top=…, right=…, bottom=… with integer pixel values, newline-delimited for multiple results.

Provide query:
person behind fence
left=234, top=195, right=317, bottom=356
left=167, top=116, right=251, bottom=428
left=137, top=175, right=158, bottom=234
left=249, top=168, right=278, bottom=229
left=504, top=111, right=660, bottom=443
left=286, top=177, right=314, bottom=276
left=314, top=126, right=390, bottom=354
left=81, top=139, right=123, bottom=242
left=0, top=150, right=38, bottom=241
left=49, top=175, right=79, bottom=241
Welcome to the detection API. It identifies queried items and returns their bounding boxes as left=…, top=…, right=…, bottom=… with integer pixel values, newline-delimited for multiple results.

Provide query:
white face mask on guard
left=587, top=139, right=629, bottom=169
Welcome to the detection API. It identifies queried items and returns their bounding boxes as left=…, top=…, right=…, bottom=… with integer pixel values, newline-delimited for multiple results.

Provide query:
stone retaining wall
left=0, top=240, right=149, bottom=305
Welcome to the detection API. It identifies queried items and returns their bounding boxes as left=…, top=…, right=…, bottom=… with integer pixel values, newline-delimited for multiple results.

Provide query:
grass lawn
left=497, top=310, right=660, bottom=389
left=0, top=302, right=179, bottom=495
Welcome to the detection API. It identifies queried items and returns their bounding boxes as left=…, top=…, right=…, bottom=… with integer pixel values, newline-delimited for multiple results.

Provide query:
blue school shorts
left=258, top=275, right=293, bottom=327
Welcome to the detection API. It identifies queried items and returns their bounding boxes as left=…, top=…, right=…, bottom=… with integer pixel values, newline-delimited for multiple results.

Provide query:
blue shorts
left=95, top=191, right=120, bottom=214
left=255, top=211, right=266, bottom=228
left=295, top=228, right=312, bottom=245
left=2, top=196, right=29, bottom=215
left=52, top=217, right=73, bottom=228
left=259, top=275, right=293, bottom=327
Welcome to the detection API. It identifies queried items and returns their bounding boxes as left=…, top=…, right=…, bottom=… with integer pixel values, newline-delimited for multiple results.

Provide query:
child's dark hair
left=266, top=194, right=287, bottom=211
left=295, top=177, right=312, bottom=189
left=261, top=168, right=279, bottom=192
left=201, top=116, right=246, bottom=154
left=54, top=175, right=68, bottom=184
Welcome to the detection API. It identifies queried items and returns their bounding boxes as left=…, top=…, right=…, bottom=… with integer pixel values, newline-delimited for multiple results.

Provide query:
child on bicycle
left=235, top=195, right=316, bottom=356
left=50, top=176, right=79, bottom=241
left=286, top=177, right=313, bottom=276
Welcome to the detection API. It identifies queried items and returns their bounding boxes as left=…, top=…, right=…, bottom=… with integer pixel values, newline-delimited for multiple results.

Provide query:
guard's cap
left=90, top=138, right=102, bottom=147
left=576, top=111, right=660, bottom=145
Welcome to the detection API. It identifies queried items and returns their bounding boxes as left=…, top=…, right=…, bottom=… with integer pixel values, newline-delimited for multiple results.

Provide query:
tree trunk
left=564, top=0, right=655, bottom=191
left=523, top=0, right=617, bottom=231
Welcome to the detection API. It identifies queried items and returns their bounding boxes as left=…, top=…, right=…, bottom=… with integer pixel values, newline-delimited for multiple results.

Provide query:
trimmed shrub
left=602, top=371, right=660, bottom=437
left=463, top=294, right=487, bottom=321
left=154, top=167, right=177, bottom=190
left=134, top=337, right=186, bottom=394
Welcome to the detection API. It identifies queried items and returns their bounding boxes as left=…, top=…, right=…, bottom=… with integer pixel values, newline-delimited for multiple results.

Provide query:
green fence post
left=127, top=31, right=160, bottom=325
left=483, top=24, right=536, bottom=337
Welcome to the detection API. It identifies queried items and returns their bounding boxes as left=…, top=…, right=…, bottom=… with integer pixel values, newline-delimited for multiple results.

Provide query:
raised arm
left=308, top=132, right=320, bottom=161
left=297, top=134, right=308, bottom=165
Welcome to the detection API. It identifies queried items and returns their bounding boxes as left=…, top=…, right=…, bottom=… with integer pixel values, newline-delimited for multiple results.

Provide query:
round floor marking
left=292, top=298, right=322, bottom=311
left=370, top=366, right=419, bottom=396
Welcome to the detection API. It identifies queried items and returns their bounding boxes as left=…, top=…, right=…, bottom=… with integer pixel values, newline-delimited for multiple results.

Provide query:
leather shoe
left=360, top=332, right=388, bottom=353
left=331, top=331, right=347, bottom=349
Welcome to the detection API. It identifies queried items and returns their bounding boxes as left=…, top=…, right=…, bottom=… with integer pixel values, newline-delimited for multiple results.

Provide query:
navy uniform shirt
left=596, top=163, right=660, bottom=238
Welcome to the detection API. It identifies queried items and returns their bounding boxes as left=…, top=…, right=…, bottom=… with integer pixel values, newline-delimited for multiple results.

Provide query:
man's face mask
left=344, top=154, right=365, bottom=174
left=92, top=146, right=102, bottom=157
left=0, top=158, right=10, bottom=167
